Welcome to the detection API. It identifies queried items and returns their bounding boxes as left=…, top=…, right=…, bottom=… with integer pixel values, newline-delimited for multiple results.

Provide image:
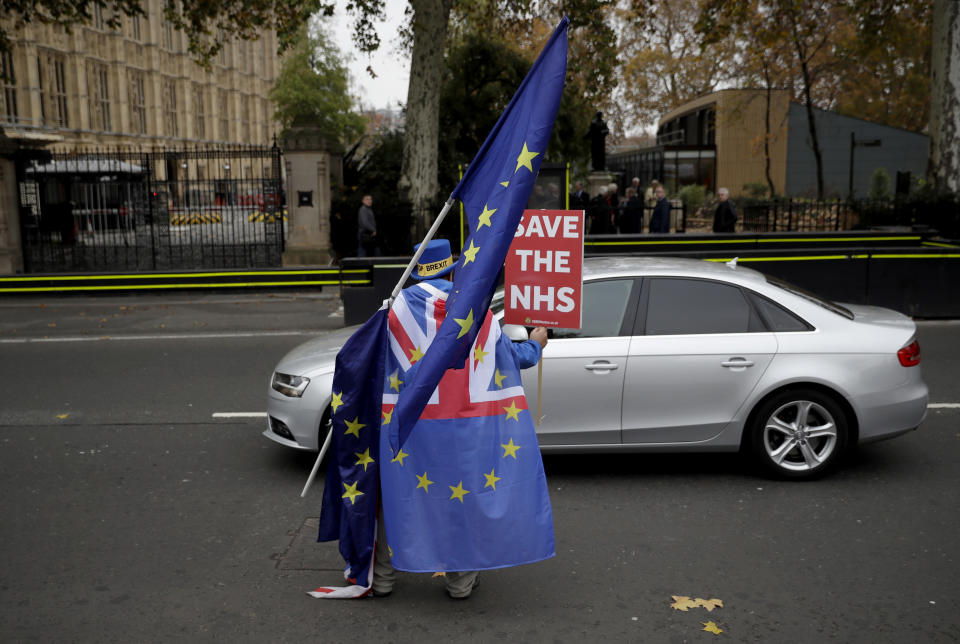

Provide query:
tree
left=269, top=23, right=365, bottom=145
left=0, top=0, right=319, bottom=65
left=619, top=0, right=737, bottom=134
left=929, top=0, right=959, bottom=192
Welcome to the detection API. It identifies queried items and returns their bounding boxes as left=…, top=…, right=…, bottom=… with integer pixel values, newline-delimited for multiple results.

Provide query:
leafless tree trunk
left=400, top=0, right=453, bottom=240
left=763, top=62, right=776, bottom=198
left=929, top=0, right=960, bottom=192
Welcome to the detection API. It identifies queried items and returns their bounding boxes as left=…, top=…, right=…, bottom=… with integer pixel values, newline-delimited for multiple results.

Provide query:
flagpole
left=389, top=198, right=456, bottom=303
left=536, top=357, right=543, bottom=425
left=300, top=426, right=332, bottom=498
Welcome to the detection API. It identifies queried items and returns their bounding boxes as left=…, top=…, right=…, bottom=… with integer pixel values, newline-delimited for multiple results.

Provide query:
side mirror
left=502, top=324, right=529, bottom=342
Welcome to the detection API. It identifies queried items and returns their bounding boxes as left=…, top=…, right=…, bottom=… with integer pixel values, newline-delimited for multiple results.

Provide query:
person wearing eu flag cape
left=374, top=238, right=549, bottom=599
left=312, top=16, right=568, bottom=601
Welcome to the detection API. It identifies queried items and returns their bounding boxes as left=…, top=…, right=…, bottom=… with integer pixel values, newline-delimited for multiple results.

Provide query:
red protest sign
left=504, top=210, right=584, bottom=328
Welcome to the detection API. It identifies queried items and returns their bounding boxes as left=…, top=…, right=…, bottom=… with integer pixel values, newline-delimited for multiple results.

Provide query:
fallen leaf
left=695, top=598, right=724, bottom=611
left=671, top=596, right=698, bottom=611
left=702, top=621, right=723, bottom=635
left=48, top=322, right=56, bottom=327
left=56, top=414, right=69, bottom=419
left=159, top=324, right=165, bottom=329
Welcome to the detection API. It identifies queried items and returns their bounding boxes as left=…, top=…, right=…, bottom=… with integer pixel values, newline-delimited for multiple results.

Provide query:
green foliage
left=868, top=167, right=892, bottom=200
left=677, top=184, right=707, bottom=213
left=742, top=182, right=770, bottom=198
left=269, top=25, right=365, bottom=145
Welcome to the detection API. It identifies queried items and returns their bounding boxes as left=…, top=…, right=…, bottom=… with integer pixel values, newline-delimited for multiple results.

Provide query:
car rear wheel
left=750, top=389, right=848, bottom=479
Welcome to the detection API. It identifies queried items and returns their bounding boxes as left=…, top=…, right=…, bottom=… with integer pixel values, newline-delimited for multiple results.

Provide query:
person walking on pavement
left=649, top=185, right=670, bottom=233
left=712, top=187, right=738, bottom=233
left=357, top=194, right=380, bottom=257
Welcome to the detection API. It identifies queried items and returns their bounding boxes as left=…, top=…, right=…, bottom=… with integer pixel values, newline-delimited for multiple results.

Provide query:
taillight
left=897, top=340, right=921, bottom=367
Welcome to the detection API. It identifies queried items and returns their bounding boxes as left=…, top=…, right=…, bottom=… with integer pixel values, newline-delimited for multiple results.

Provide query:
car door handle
left=721, top=359, right=754, bottom=368
left=584, top=362, right=619, bottom=371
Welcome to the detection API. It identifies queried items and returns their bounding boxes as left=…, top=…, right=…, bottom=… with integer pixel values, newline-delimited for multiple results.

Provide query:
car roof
left=582, top=256, right=768, bottom=285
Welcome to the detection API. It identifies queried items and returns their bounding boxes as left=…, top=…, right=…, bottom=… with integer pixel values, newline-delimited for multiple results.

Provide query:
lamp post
left=849, top=132, right=882, bottom=199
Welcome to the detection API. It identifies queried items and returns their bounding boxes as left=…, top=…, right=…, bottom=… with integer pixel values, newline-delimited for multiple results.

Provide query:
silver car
left=264, top=257, right=928, bottom=479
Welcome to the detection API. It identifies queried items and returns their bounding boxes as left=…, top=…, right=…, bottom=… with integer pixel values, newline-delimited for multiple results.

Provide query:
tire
left=749, top=388, right=848, bottom=480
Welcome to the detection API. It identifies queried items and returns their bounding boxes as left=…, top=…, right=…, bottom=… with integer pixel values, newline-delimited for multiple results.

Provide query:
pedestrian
left=649, top=185, right=670, bottom=233
left=606, top=182, right=620, bottom=233
left=588, top=186, right=609, bottom=234
left=712, top=187, right=738, bottom=233
left=357, top=194, right=380, bottom=257
left=645, top=179, right=660, bottom=208
left=372, top=239, right=551, bottom=599
left=570, top=181, right=589, bottom=211
left=621, top=187, right=644, bottom=234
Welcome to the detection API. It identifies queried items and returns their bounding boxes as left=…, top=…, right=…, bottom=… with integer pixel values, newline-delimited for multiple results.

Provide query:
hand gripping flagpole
left=299, top=198, right=457, bottom=498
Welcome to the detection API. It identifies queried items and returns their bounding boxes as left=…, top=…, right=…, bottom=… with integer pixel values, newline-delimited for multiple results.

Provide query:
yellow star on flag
left=354, top=448, right=375, bottom=471
left=342, top=481, right=364, bottom=505
left=330, top=391, right=344, bottom=413
left=473, top=345, right=489, bottom=364
left=462, top=239, right=480, bottom=265
left=388, top=370, right=403, bottom=392
left=483, top=468, right=501, bottom=490
left=391, top=447, right=409, bottom=466
left=448, top=481, right=470, bottom=503
left=476, top=204, right=496, bottom=230
left=493, top=369, right=507, bottom=388
left=381, top=408, right=393, bottom=425
left=515, top=142, right=539, bottom=173
left=501, top=438, right=521, bottom=459
left=344, top=416, right=365, bottom=438
left=503, top=400, right=521, bottom=421
left=454, top=309, right=474, bottom=339
left=416, top=471, right=434, bottom=493
left=499, top=180, right=510, bottom=188
left=409, top=345, right=424, bottom=363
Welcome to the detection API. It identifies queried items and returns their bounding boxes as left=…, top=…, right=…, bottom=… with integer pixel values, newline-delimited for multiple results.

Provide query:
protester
left=372, top=239, right=550, bottom=599
left=712, top=187, right=738, bottom=233
left=357, top=194, right=380, bottom=257
left=650, top=185, right=670, bottom=233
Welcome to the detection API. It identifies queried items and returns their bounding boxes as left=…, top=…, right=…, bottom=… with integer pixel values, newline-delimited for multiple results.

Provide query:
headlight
left=272, top=372, right=311, bottom=397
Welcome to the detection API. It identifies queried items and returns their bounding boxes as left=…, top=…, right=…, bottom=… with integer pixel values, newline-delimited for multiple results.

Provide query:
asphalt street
left=0, top=292, right=958, bottom=643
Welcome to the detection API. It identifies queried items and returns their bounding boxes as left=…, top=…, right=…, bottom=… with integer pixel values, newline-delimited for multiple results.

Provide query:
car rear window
left=765, top=276, right=854, bottom=320
left=746, top=291, right=813, bottom=332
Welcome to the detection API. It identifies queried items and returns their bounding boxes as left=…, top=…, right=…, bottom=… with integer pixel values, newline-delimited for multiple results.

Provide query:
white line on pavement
left=0, top=330, right=320, bottom=344
left=928, top=403, right=960, bottom=409
left=213, top=412, right=268, bottom=418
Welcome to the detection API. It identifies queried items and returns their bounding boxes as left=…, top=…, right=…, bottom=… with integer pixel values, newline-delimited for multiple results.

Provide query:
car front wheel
left=750, top=389, right=848, bottom=479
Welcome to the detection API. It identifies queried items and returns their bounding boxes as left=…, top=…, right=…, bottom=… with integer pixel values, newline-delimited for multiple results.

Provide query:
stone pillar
left=280, top=127, right=342, bottom=266
left=0, top=134, right=23, bottom=274
left=587, top=170, right=614, bottom=199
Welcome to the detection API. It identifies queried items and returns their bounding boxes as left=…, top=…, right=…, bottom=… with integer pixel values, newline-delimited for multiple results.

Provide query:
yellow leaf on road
left=696, top=598, right=724, bottom=611
left=702, top=621, right=723, bottom=635
left=670, top=596, right=698, bottom=611
left=56, top=414, right=69, bottom=419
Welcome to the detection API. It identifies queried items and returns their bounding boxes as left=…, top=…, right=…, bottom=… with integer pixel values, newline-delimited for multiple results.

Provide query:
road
left=1, top=292, right=958, bottom=642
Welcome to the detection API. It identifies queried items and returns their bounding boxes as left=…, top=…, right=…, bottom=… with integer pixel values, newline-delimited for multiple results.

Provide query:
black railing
left=15, top=144, right=286, bottom=273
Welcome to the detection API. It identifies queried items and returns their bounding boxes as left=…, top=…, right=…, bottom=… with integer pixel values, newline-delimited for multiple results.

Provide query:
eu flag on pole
left=391, top=16, right=569, bottom=452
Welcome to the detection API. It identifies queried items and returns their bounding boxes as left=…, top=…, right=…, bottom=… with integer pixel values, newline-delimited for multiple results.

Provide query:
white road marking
left=928, top=403, right=960, bottom=409
left=0, top=330, right=320, bottom=344
left=212, top=412, right=269, bottom=418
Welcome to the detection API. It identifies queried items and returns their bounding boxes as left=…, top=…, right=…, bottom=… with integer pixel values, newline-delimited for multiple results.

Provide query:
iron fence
left=15, top=144, right=286, bottom=273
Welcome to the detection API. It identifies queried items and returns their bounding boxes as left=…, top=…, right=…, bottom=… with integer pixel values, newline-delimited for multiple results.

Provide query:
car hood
left=841, top=303, right=915, bottom=331
left=274, top=325, right=360, bottom=376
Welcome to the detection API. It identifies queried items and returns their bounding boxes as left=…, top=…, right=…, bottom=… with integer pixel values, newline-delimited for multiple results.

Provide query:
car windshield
left=765, top=276, right=854, bottom=319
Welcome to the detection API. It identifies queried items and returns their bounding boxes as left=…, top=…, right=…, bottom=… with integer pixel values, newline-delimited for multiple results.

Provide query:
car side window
left=552, top=279, right=634, bottom=339
left=746, top=290, right=812, bottom=332
left=644, top=277, right=764, bottom=335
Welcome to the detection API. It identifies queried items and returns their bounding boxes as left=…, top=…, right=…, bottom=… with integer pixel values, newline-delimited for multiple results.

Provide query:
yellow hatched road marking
left=0, top=269, right=366, bottom=282
left=0, top=279, right=371, bottom=293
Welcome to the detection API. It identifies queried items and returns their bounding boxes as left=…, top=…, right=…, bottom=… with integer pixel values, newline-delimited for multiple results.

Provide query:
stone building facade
left=0, top=1, right=280, bottom=149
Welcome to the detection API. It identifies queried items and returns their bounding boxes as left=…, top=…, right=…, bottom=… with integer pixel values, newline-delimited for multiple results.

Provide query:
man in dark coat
left=649, top=185, right=670, bottom=233
left=621, top=188, right=644, bottom=234
left=712, top=187, right=737, bottom=233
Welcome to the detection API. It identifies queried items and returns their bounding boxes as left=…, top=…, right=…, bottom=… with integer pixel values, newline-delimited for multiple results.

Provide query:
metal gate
left=15, top=144, right=285, bottom=273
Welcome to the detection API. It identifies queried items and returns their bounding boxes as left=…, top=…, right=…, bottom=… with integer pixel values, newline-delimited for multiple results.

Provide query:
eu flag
left=391, top=16, right=569, bottom=452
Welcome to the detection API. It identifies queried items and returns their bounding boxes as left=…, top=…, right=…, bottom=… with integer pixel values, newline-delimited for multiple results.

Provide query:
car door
left=522, top=278, right=640, bottom=445
left=622, top=277, right=777, bottom=444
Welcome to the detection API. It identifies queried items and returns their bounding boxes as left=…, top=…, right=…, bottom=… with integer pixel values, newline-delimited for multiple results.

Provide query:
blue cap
left=412, top=239, right=454, bottom=280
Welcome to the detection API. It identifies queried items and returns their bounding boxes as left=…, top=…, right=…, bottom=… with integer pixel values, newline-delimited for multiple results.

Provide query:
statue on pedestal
left=586, top=111, right=609, bottom=171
